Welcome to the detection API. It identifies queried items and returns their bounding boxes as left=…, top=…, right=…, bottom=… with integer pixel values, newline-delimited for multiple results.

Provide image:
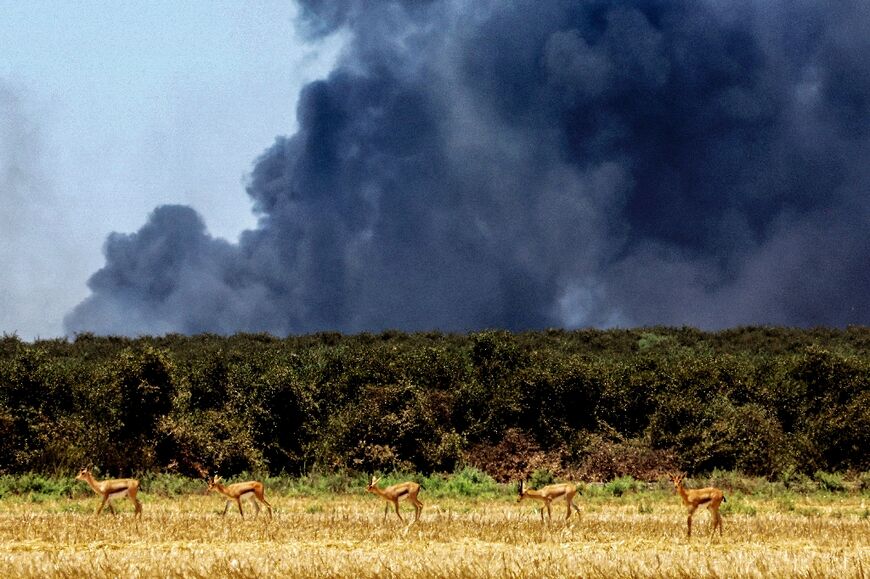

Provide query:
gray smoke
left=65, top=0, right=870, bottom=335
left=2, top=82, right=80, bottom=339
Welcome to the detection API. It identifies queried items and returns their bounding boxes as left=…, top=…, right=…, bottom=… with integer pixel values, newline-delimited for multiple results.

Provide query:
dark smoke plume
left=65, top=0, right=870, bottom=335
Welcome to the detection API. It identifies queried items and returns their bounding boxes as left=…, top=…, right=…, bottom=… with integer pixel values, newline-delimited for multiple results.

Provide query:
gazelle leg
left=96, top=495, right=109, bottom=515
left=384, top=502, right=389, bottom=521
left=545, top=501, right=552, bottom=522
left=107, top=500, right=116, bottom=515
left=712, top=507, right=722, bottom=536
left=394, top=500, right=403, bottom=521
left=251, top=497, right=260, bottom=517
left=130, top=496, right=142, bottom=516
left=571, top=499, right=581, bottom=515
left=413, top=497, right=423, bottom=521
left=686, top=505, right=698, bottom=538
left=259, top=495, right=273, bottom=520
left=236, top=498, right=244, bottom=518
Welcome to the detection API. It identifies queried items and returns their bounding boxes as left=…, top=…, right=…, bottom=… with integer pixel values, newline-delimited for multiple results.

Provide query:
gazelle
left=670, top=473, right=726, bottom=538
left=75, top=467, right=142, bottom=517
left=206, top=475, right=273, bottom=519
left=366, top=476, right=423, bottom=522
left=517, top=480, right=581, bottom=521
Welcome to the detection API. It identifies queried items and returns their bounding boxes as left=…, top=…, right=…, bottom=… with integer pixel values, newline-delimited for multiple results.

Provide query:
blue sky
left=0, top=1, right=342, bottom=339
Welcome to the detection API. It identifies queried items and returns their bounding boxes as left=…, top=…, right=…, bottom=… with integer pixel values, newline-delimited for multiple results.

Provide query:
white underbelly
left=108, top=489, right=130, bottom=499
left=240, top=491, right=255, bottom=500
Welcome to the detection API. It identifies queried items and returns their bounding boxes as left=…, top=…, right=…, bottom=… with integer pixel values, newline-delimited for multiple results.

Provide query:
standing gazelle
left=207, top=475, right=273, bottom=519
left=366, top=476, right=423, bottom=522
left=517, top=480, right=581, bottom=521
left=670, top=473, right=726, bottom=538
left=75, top=467, right=142, bottom=517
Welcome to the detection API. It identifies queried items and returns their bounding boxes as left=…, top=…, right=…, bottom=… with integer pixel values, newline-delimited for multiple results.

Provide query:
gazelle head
left=366, top=476, right=381, bottom=494
left=206, top=475, right=222, bottom=493
left=669, top=473, right=685, bottom=490
left=517, top=480, right=527, bottom=502
left=75, top=467, right=92, bottom=482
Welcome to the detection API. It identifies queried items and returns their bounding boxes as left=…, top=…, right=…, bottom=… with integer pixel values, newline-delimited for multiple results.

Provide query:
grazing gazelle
left=366, top=476, right=423, bottom=522
left=206, top=475, right=273, bottom=519
left=75, top=467, right=142, bottom=517
left=670, top=473, right=726, bottom=538
left=517, top=480, right=581, bottom=521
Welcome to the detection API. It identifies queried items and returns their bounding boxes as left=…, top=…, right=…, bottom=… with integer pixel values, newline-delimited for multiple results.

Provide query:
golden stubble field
left=0, top=494, right=868, bottom=578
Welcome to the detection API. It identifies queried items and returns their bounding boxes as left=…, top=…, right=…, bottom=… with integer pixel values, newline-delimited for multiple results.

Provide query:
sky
left=0, top=1, right=342, bottom=339
left=2, top=1, right=869, bottom=339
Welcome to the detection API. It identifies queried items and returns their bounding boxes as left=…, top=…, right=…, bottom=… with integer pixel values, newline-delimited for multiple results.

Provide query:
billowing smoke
left=65, top=0, right=870, bottom=335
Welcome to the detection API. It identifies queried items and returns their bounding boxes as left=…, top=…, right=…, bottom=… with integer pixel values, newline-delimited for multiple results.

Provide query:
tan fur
left=366, top=476, right=423, bottom=522
left=670, top=473, right=725, bottom=538
left=518, top=481, right=581, bottom=521
left=75, top=467, right=142, bottom=517
left=207, top=475, right=272, bottom=519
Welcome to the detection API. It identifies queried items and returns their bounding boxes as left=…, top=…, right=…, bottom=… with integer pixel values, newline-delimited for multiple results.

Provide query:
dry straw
left=0, top=495, right=867, bottom=578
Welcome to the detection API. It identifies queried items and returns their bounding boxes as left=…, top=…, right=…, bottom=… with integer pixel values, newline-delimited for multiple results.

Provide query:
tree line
left=0, top=327, right=867, bottom=481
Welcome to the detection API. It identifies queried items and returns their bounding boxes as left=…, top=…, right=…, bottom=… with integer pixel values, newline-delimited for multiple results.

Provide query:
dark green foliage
left=0, top=328, right=866, bottom=478
left=529, top=468, right=555, bottom=489
left=813, top=470, right=847, bottom=492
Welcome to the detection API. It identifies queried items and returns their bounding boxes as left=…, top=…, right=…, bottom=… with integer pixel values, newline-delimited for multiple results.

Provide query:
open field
left=0, top=492, right=868, bottom=578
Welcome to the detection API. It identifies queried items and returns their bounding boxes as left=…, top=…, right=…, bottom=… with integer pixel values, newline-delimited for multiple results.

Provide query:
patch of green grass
left=305, top=502, right=324, bottom=514
left=141, top=473, right=205, bottom=496
left=278, top=471, right=362, bottom=496
left=637, top=500, right=654, bottom=514
left=776, top=496, right=796, bottom=512
left=797, top=506, right=821, bottom=517
left=721, top=493, right=757, bottom=516
left=0, top=469, right=865, bottom=506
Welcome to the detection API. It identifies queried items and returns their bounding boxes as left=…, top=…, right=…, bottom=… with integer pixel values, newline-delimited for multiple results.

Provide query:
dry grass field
left=0, top=493, right=868, bottom=578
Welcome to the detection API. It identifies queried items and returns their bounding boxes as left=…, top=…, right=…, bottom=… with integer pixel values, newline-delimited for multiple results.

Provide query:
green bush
left=443, top=466, right=499, bottom=497
left=529, top=468, right=555, bottom=489
left=0, top=329, right=868, bottom=478
left=721, top=494, right=758, bottom=516
left=782, top=471, right=817, bottom=494
left=605, top=475, right=641, bottom=497
left=141, top=473, right=205, bottom=496
left=813, top=470, right=846, bottom=492
left=0, top=473, right=77, bottom=499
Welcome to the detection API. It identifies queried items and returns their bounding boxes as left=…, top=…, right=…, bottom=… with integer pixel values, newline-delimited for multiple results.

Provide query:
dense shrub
left=0, top=328, right=866, bottom=478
